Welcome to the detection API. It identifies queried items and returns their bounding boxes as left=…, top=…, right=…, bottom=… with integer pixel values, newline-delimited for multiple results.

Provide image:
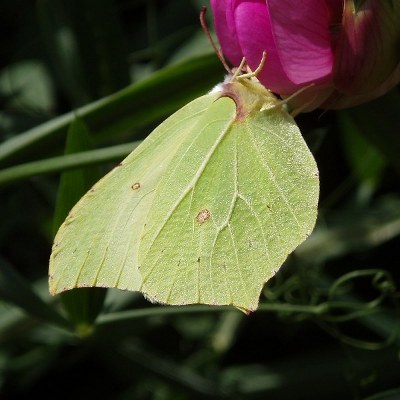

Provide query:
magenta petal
left=267, top=0, right=334, bottom=86
left=210, top=0, right=243, bottom=66
left=233, top=0, right=299, bottom=94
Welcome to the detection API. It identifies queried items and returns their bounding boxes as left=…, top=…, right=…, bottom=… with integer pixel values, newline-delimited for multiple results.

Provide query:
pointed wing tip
left=234, top=304, right=257, bottom=315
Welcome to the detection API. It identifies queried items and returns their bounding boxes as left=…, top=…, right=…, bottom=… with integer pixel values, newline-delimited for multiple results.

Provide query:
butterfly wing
left=50, top=80, right=319, bottom=313
left=49, top=93, right=219, bottom=295
left=138, top=89, right=319, bottom=312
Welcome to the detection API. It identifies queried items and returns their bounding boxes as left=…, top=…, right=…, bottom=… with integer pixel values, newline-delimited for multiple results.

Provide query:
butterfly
left=49, top=67, right=319, bottom=313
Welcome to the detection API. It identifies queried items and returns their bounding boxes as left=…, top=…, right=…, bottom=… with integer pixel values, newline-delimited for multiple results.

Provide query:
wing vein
left=143, top=115, right=236, bottom=255
left=246, top=121, right=302, bottom=229
left=237, top=194, right=271, bottom=264
left=228, top=223, right=252, bottom=307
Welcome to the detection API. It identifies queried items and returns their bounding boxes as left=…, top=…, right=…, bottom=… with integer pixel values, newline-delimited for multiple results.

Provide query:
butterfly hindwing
left=138, top=86, right=318, bottom=311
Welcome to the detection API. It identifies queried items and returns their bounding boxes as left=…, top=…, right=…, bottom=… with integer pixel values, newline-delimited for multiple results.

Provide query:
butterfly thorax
left=217, top=79, right=282, bottom=121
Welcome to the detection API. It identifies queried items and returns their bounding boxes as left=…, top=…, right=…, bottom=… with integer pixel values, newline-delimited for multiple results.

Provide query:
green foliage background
left=0, top=0, right=399, bottom=399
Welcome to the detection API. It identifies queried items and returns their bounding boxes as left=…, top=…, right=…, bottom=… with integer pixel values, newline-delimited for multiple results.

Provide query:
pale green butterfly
left=49, top=59, right=319, bottom=313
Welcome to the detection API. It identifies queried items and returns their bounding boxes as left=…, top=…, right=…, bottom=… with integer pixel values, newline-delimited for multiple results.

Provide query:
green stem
left=0, top=54, right=221, bottom=167
left=97, top=302, right=329, bottom=325
left=0, top=142, right=139, bottom=186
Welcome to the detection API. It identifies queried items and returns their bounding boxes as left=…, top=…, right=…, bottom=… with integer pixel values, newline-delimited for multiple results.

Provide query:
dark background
left=0, top=1, right=399, bottom=399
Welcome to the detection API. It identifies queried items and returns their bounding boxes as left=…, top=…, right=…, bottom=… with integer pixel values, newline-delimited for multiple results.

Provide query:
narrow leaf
left=0, top=258, right=69, bottom=328
left=0, top=142, right=139, bottom=187
left=341, top=88, right=400, bottom=174
left=0, top=54, right=221, bottom=167
left=53, top=116, right=100, bottom=232
left=54, top=117, right=106, bottom=330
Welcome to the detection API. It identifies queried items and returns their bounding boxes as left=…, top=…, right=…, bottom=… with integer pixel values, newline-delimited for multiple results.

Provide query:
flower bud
left=326, top=0, right=400, bottom=108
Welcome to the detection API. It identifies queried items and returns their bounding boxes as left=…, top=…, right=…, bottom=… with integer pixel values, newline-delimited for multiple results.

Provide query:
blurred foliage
left=0, top=0, right=399, bottom=399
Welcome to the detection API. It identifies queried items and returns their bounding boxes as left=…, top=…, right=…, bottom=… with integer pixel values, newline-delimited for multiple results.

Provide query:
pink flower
left=211, top=0, right=400, bottom=111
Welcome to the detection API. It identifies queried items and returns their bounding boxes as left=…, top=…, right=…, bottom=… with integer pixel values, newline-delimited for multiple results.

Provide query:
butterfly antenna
left=236, top=51, right=267, bottom=80
left=200, top=6, right=231, bottom=74
left=231, top=57, right=247, bottom=81
left=252, top=51, right=267, bottom=77
left=279, top=83, right=316, bottom=117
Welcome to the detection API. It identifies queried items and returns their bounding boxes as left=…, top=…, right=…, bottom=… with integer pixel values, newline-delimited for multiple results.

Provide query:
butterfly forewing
left=49, top=93, right=219, bottom=294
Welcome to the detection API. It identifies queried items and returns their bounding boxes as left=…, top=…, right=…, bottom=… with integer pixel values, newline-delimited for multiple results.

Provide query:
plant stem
left=0, top=142, right=139, bottom=186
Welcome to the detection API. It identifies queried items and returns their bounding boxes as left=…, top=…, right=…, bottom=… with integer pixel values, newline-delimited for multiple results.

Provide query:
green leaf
left=0, top=54, right=222, bottom=167
left=296, top=196, right=400, bottom=263
left=0, top=257, right=69, bottom=328
left=341, top=88, right=400, bottom=174
left=53, top=117, right=106, bottom=331
left=53, top=116, right=100, bottom=233
left=60, top=287, right=107, bottom=336
left=115, top=342, right=225, bottom=398
left=340, top=114, right=385, bottom=184
left=37, top=0, right=129, bottom=105
left=0, top=142, right=139, bottom=187
left=0, top=60, right=55, bottom=113
left=49, top=78, right=319, bottom=313
left=339, top=111, right=386, bottom=203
